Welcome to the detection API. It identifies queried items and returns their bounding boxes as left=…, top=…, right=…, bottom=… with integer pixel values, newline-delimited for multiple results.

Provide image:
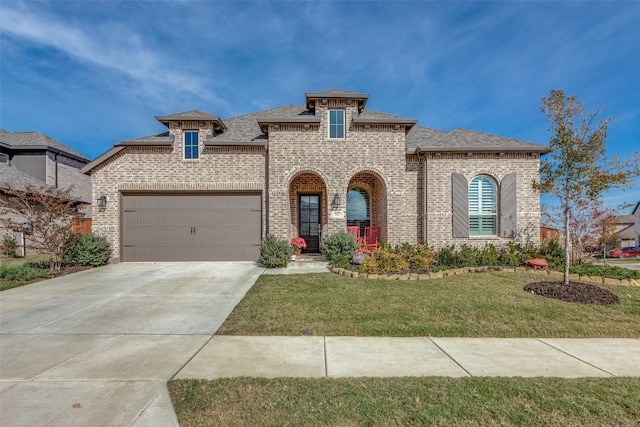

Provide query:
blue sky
left=1, top=1, right=638, bottom=210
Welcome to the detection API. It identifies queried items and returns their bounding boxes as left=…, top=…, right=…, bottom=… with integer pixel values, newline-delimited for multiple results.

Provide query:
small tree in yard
left=535, top=89, right=640, bottom=285
left=0, top=185, right=82, bottom=270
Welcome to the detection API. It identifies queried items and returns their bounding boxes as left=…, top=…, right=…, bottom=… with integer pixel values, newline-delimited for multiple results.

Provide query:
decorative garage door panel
left=121, top=193, right=261, bottom=262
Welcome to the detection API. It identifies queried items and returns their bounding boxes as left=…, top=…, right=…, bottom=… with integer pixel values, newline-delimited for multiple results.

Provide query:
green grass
left=0, top=254, right=52, bottom=291
left=216, top=272, right=640, bottom=337
left=168, top=377, right=640, bottom=427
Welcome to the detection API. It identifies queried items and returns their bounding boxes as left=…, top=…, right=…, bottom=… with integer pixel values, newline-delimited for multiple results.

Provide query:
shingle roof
left=0, top=129, right=90, bottom=162
left=0, top=162, right=52, bottom=192
left=84, top=90, right=548, bottom=172
left=155, top=109, right=227, bottom=132
left=408, top=127, right=548, bottom=153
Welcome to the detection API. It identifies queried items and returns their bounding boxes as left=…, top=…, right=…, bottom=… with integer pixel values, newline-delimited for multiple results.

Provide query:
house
left=614, top=213, right=637, bottom=247
left=0, top=129, right=92, bottom=216
left=81, top=89, right=548, bottom=262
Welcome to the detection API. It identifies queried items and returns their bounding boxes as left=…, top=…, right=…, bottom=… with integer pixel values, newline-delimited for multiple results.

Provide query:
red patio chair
left=363, top=226, right=379, bottom=250
left=347, top=226, right=362, bottom=244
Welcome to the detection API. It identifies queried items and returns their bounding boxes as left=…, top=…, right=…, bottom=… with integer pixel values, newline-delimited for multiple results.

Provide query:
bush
left=320, top=231, right=359, bottom=264
left=0, top=264, right=54, bottom=281
left=570, top=264, right=640, bottom=280
left=259, top=235, right=292, bottom=268
left=360, top=246, right=409, bottom=274
left=2, top=234, right=17, bottom=257
left=478, top=243, right=500, bottom=267
left=499, top=242, right=528, bottom=267
left=395, top=242, right=435, bottom=270
left=539, top=239, right=564, bottom=269
left=435, top=245, right=458, bottom=269
left=64, top=233, right=111, bottom=267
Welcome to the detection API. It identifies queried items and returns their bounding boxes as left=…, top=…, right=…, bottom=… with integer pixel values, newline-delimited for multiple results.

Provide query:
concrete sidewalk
left=176, top=336, right=640, bottom=379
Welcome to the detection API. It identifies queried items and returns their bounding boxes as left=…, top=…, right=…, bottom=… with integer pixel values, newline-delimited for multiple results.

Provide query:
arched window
left=469, top=175, right=497, bottom=235
left=347, top=187, right=370, bottom=234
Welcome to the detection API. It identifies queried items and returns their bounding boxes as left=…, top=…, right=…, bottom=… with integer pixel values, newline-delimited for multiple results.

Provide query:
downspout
left=264, top=144, right=269, bottom=237
left=54, top=152, right=59, bottom=188
left=418, top=150, right=427, bottom=242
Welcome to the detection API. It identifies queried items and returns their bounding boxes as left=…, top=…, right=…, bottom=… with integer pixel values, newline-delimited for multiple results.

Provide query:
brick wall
left=423, top=152, right=541, bottom=249
left=267, top=98, right=413, bottom=245
left=90, top=121, right=266, bottom=260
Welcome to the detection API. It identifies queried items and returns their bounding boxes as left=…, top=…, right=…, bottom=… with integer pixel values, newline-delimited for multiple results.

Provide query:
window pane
left=329, top=110, right=345, bottom=139
left=469, top=176, right=496, bottom=235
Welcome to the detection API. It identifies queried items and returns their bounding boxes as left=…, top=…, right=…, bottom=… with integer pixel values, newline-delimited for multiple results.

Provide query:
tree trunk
left=564, top=206, right=571, bottom=285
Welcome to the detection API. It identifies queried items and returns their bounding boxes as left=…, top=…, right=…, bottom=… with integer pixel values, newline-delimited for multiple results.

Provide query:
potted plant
left=290, top=237, right=307, bottom=256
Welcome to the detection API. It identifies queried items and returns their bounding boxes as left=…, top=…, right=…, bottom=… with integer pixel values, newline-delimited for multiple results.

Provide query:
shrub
left=259, top=235, right=292, bottom=268
left=458, top=244, right=480, bottom=267
left=64, top=233, right=111, bottom=267
left=320, top=231, right=359, bottom=264
left=478, top=243, right=500, bottom=266
left=395, top=242, right=435, bottom=270
left=360, top=246, right=409, bottom=274
left=0, top=264, right=54, bottom=281
left=499, top=242, right=528, bottom=267
left=435, top=245, right=458, bottom=269
left=2, top=234, right=17, bottom=257
left=539, top=239, right=564, bottom=269
left=570, top=264, right=640, bottom=280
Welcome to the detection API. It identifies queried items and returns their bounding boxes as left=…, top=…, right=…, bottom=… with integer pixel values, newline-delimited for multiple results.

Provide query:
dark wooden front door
left=299, top=194, right=321, bottom=253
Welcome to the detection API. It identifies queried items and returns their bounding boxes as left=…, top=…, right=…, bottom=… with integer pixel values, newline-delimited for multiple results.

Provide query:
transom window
left=184, top=131, right=199, bottom=159
left=469, top=175, right=497, bottom=235
left=347, top=187, right=370, bottom=235
left=329, top=110, right=345, bottom=139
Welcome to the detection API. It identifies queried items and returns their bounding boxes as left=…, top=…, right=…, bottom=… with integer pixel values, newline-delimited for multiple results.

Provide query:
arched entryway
left=347, top=171, right=387, bottom=243
left=289, top=172, right=328, bottom=253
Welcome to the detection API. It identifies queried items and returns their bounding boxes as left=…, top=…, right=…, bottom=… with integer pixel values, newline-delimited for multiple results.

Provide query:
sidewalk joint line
left=323, top=336, right=328, bottom=378
left=169, top=334, right=217, bottom=381
left=428, top=338, right=473, bottom=377
left=535, top=338, right=616, bottom=377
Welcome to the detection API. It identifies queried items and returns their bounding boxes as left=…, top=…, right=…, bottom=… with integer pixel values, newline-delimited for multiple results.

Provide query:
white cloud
left=0, top=3, right=230, bottom=110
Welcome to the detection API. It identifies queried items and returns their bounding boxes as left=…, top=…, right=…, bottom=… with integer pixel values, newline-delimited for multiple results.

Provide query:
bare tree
left=0, top=185, right=83, bottom=270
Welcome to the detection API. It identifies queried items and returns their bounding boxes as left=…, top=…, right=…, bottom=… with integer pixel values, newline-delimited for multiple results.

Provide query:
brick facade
left=85, top=90, right=545, bottom=261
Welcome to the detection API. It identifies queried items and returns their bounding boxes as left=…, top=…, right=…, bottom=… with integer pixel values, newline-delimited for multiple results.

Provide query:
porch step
left=296, top=254, right=328, bottom=262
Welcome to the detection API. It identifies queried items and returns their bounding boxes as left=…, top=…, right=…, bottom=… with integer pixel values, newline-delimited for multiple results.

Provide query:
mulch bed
left=524, top=281, right=620, bottom=305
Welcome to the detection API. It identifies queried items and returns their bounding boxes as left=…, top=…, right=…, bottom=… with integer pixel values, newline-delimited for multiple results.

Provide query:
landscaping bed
left=524, top=281, right=620, bottom=305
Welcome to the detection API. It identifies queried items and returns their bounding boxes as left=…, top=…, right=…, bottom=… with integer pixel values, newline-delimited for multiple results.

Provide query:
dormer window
left=184, top=131, right=199, bottom=159
left=329, top=110, right=345, bottom=139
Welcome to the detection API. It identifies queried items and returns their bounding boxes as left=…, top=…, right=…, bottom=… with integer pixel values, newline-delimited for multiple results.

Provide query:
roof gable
left=0, top=129, right=90, bottom=162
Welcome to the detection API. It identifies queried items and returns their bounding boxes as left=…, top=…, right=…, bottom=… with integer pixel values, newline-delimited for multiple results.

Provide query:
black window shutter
left=500, top=172, right=517, bottom=238
left=452, top=173, right=469, bottom=238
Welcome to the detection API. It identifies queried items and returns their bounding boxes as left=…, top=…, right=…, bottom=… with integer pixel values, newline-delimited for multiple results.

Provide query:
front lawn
left=217, top=271, right=640, bottom=337
left=0, top=254, right=53, bottom=291
left=168, top=377, right=640, bottom=427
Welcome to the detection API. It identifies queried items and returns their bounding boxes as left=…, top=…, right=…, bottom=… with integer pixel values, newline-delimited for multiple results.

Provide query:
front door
left=299, top=194, right=321, bottom=253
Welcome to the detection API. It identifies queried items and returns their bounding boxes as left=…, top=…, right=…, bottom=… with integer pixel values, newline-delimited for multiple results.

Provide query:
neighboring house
left=614, top=213, right=637, bottom=247
left=540, top=225, right=560, bottom=243
left=0, top=129, right=92, bottom=216
left=82, top=89, right=548, bottom=262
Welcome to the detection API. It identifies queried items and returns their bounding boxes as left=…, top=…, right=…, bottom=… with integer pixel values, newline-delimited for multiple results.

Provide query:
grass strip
left=216, top=272, right=640, bottom=337
left=169, top=377, right=640, bottom=427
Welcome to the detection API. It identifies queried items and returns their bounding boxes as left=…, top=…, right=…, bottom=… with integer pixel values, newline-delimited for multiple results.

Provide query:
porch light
left=332, top=193, right=340, bottom=207
left=97, top=194, right=107, bottom=210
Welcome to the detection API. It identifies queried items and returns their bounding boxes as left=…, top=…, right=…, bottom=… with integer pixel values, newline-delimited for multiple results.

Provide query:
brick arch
left=347, top=170, right=388, bottom=243
left=467, top=170, right=502, bottom=184
left=285, top=166, right=331, bottom=188
left=342, top=166, right=389, bottom=192
left=288, top=171, right=328, bottom=244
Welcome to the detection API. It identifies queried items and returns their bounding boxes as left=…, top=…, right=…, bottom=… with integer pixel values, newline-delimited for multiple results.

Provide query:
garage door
left=121, top=193, right=262, bottom=262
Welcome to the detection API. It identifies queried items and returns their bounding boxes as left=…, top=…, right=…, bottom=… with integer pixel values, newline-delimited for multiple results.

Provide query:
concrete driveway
left=0, top=262, right=264, bottom=427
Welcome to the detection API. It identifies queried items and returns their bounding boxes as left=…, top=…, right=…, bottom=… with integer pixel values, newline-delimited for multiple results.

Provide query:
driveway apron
left=0, top=262, right=264, bottom=427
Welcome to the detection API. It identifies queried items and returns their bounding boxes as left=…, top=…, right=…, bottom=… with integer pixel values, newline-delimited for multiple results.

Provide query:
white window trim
left=328, top=110, right=345, bottom=140
left=183, top=130, right=199, bottom=160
